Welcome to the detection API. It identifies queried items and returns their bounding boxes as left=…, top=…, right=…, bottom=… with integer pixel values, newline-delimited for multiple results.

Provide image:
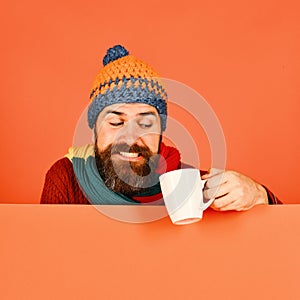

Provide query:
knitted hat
left=87, top=45, right=168, bottom=130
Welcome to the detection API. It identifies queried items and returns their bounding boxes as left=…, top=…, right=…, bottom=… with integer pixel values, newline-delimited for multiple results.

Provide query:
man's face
left=95, top=103, right=161, bottom=154
left=94, top=103, right=162, bottom=195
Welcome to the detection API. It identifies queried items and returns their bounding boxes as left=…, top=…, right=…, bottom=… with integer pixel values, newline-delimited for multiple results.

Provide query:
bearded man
left=41, top=45, right=281, bottom=210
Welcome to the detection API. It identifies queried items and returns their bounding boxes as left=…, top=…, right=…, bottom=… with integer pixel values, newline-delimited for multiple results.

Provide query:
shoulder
left=46, top=157, right=74, bottom=178
left=48, top=157, right=73, bottom=171
left=41, top=157, right=89, bottom=204
left=44, top=157, right=78, bottom=188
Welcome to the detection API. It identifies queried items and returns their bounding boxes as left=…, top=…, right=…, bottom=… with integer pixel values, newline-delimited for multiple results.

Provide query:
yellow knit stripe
left=65, top=144, right=95, bottom=162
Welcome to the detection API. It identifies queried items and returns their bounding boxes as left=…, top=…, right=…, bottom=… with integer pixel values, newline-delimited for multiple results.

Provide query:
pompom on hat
left=87, top=45, right=168, bottom=131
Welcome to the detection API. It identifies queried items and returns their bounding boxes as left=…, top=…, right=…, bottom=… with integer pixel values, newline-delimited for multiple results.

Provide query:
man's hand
left=202, top=168, right=268, bottom=211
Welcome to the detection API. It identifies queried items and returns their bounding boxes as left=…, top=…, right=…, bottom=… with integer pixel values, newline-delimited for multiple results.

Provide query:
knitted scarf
left=65, top=142, right=181, bottom=205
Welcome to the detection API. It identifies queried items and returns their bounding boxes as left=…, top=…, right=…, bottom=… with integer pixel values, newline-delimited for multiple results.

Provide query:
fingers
left=202, top=168, right=229, bottom=199
left=203, top=181, right=229, bottom=200
left=202, top=168, right=267, bottom=212
left=202, top=169, right=226, bottom=205
left=202, top=168, right=224, bottom=180
left=202, top=168, right=227, bottom=185
left=202, top=169, right=250, bottom=211
left=208, top=180, right=259, bottom=212
left=210, top=190, right=245, bottom=211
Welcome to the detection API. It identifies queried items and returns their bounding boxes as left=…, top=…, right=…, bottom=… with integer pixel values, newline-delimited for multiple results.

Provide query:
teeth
left=120, top=152, right=139, bottom=158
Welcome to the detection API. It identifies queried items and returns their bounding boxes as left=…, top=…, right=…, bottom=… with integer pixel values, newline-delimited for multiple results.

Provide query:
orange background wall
left=0, top=0, right=299, bottom=204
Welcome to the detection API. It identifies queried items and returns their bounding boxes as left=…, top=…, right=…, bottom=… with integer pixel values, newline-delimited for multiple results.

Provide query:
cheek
left=142, top=134, right=161, bottom=154
left=96, top=127, right=117, bottom=151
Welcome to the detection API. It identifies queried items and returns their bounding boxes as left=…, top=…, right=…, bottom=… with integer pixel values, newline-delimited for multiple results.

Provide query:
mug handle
left=201, top=179, right=214, bottom=210
left=203, top=197, right=214, bottom=210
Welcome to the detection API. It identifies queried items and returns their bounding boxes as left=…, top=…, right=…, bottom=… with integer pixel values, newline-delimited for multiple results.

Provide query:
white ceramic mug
left=159, top=168, right=214, bottom=225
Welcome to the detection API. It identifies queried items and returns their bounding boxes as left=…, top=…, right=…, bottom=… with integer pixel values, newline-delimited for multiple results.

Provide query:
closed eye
left=139, top=123, right=152, bottom=129
left=109, top=122, right=124, bottom=127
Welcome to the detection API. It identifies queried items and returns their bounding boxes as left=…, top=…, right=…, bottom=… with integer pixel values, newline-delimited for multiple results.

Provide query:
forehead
left=100, top=103, right=159, bottom=118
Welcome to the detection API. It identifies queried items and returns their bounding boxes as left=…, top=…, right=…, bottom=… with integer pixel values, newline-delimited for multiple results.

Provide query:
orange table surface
left=1, top=204, right=300, bottom=300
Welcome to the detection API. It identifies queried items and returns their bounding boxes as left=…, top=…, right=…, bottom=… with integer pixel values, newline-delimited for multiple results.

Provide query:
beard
left=94, top=141, right=160, bottom=196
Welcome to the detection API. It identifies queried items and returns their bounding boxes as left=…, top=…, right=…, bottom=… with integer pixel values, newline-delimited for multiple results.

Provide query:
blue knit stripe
left=88, top=80, right=168, bottom=130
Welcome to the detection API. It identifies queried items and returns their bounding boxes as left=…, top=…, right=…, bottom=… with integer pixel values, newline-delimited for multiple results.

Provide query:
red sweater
left=40, top=157, right=281, bottom=205
left=41, top=158, right=90, bottom=204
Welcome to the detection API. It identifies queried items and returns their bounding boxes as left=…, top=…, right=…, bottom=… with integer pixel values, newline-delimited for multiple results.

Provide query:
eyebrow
left=105, top=110, right=158, bottom=117
left=106, top=110, right=124, bottom=116
left=138, top=112, right=158, bottom=117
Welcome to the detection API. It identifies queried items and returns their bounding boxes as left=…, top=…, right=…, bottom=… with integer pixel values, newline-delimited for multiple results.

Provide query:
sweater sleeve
left=263, top=185, right=282, bottom=204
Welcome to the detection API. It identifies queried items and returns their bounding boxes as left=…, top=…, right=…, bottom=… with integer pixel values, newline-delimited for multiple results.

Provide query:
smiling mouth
left=119, top=152, right=141, bottom=158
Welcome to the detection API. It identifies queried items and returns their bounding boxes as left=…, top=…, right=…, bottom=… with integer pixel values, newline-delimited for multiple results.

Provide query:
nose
left=117, top=120, right=141, bottom=145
